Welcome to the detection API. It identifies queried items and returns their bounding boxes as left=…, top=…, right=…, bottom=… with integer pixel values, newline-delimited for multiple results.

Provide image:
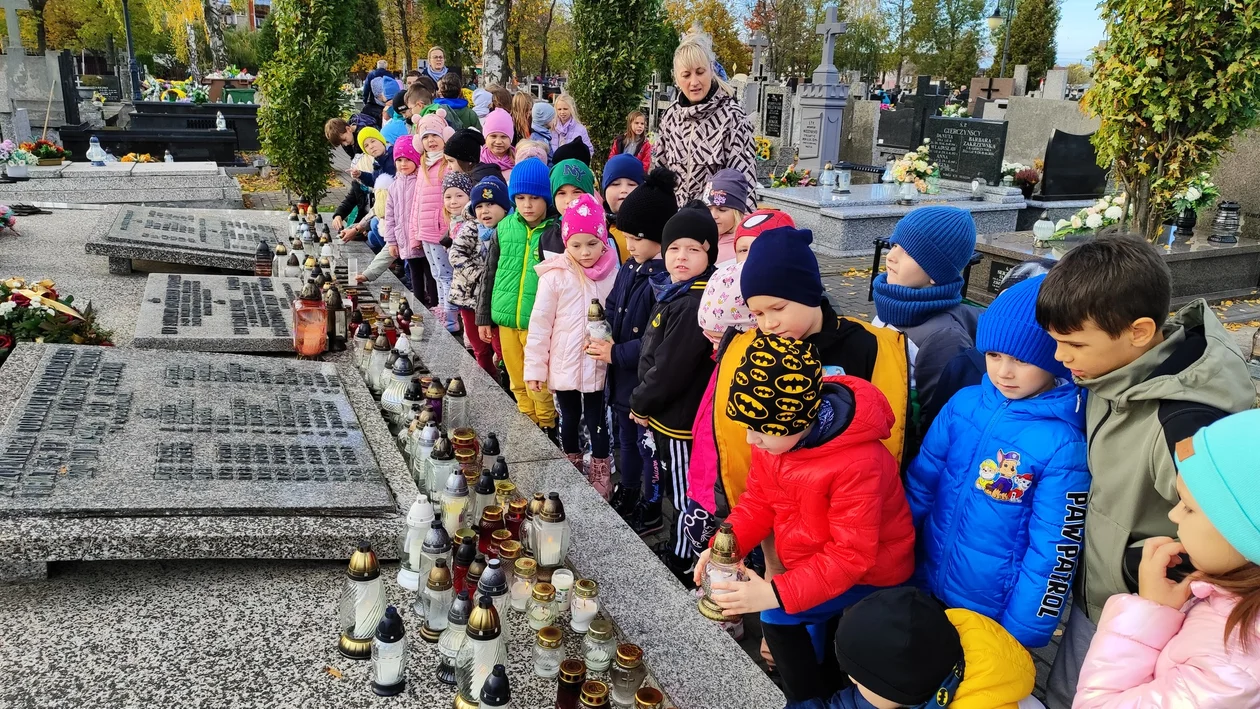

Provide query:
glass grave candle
left=556, top=659, right=588, bottom=709
left=419, top=558, right=454, bottom=642
left=472, top=472, right=497, bottom=525
left=456, top=449, right=480, bottom=483
left=284, top=252, right=302, bottom=279
left=369, top=606, right=407, bottom=696
left=424, top=378, right=447, bottom=424
left=467, top=553, right=488, bottom=595
left=380, top=354, right=413, bottom=424
left=634, top=688, right=664, bottom=709
left=302, top=254, right=318, bottom=280
left=533, top=626, right=564, bottom=678
left=396, top=414, right=421, bottom=462
left=480, top=664, right=512, bottom=708
left=551, top=569, right=575, bottom=606
left=580, top=680, right=611, bottom=708
left=534, top=493, right=572, bottom=579
left=520, top=493, right=546, bottom=557
left=436, top=589, right=473, bottom=685
left=424, top=434, right=457, bottom=499
left=454, top=595, right=507, bottom=709
left=477, top=506, right=506, bottom=554
left=338, top=542, right=386, bottom=660
left=352, top=321, right=373, bottom=371
left=445, top=376, right=471, bottom=433
left=323, top=282, right=348, bottom=351
left=581, top=620, right=615, bottom=672
left=497, top=541, right=522, bottom=583
left=292, top=281, right=328, bottom=357
left=526, top=581, right=558, bottom=631
left=381, top=317, right=399, bottom=348
left=698, top=521, right=745, bottom=622
left=608, top=644, right=648, bottom=708
left=510, top=558, right=538, bottom=611
left=442, top=470, right=472, bottom=539
left=451, top=532, right=479, bottom=595
left=452, top=426, right=479, bottom=455
left=271, top=241, right=288, bottom=276
left=494, top=481, right=516, bottom=511
left=320, top=242, right=336, bottom=272
left=366, top=330, right=391, bottom=395
left=396, top=493, right=436, bottom=592
left=490, top=529, right=512, bottom=559
left=482, top=432, right=502, bottom=461
left=409, top=420, right=441, bottom=491
left=570, top=579, right=600, bottom=633
left=416, top=517, right=452, bottom=602
left=477, top=557, right=511, bottom=648
left=490, top=455, right=510, bottom=482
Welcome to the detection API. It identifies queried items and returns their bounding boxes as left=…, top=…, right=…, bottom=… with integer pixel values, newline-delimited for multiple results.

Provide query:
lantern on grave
left=698, top=522, right=746, bottom=622
left=292, top=281, right=328, bottom=357
left=324, top=284, right=348, bottom=351
left=397, top=493, right=436, bottom=591
left=369, top=606, right=408, bottom=696
left=272, top=241, right=290, bottom=276
left=338, top=541, right=387, bottom=659
left=254, top=241, right=273, bottom=277
left=1209, top=201, right=1242, bottom=244
left=445, top=376, right=471, bottom=433
left=533, top=493, right=571, bottom=580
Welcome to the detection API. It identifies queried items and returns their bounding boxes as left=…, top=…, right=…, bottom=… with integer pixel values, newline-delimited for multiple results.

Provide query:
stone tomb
left=133, top=274, right=300, bottom=352
left=0, top=344, right=394, bottom=517
left=85, top=206, right=284, bottom=274
left=928, top=116, right=1009, bottom=185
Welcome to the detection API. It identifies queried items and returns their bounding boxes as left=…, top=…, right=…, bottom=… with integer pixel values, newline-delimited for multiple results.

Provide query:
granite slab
left=60, top=161, right=136, bottom=176
left=1017, top=198, right=1096, bottom=231
left=25, top=163, right=70, bottom=179
left=761, top=182, right=978, bottom=210
left=130, top=161, right=222, bottom=176
left=4, top=174, right=244, bottom=208
left=133, top=273, right=302, bottom=352
left=806, top=200, right=1021, bottom=255
left=84, top=206, right=285, bottom=272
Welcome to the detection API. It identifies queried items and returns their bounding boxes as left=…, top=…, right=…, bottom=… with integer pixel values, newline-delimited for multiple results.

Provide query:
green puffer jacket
left=475, top=211, right=556, bottom=330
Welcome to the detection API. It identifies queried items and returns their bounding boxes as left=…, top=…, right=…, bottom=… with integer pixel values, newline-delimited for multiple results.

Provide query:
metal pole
left=999, top=0, right=1014, bottom=78
left=120, top=0, right=142, bottom=100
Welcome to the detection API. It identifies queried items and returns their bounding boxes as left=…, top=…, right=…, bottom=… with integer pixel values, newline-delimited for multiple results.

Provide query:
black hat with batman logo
left=727, top=333, right=823, bottom=436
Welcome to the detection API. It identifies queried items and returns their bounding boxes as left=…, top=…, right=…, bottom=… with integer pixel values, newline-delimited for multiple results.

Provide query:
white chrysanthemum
left=1086, top=213, right=1103, bottom=229
left=1105, top=205, right=1124, bottom=221
left=0, top=301, right=14, bottom=316
left=1186, top=187, right=1202, bottom=201
left=1055, top=219, right=1070, bottom=230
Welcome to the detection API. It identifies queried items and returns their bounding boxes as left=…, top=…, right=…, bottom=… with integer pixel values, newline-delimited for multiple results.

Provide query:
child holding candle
left=695, top=334, right=915, bottom=703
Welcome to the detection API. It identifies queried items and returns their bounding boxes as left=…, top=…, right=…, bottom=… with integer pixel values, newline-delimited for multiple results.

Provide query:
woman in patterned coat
left=653, top=33, right=758, bottom=210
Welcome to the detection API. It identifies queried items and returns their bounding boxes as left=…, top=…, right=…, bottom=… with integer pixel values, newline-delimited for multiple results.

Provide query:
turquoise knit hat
left=549, top=159, right=594, bottom=199
left=1176, top=409, right=1260, bottom=565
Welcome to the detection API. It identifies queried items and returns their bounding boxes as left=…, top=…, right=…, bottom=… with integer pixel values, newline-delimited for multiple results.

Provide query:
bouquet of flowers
left=941, top=104, right=970, bottom=118
left=769, top=157, right=816, bottom=187
left=752, top=136, right=772, bottom=161
left=120, top=153, right=158, bottom=163
left=0, top=205, right=17, bottom=235
left=890, top=139, right=938, bottom=192
left=1053, top=192, right=1131, bottom=236
left=19, top=139, right=67, bottom=161
left=0, top=278, right=114, bottom=367
left=1171, top=173, right=1220, bottom=216
left=337, top=83, right=359, bottom=118
left=0, top=140, right=13, bottom=163
left=1013, top=167, right=1040, bottom=188
left=1001, top=161, right=1032, bottom=179
left=207, top=65, right=255, bottom=80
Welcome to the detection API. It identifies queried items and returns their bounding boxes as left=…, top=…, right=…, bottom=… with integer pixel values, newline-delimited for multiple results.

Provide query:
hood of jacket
left=1082, top=299, right=1252, bottom=410
left=945, top=608, right=1036, bottom=709
left=807, top=375, right=894, bottom=451
left=433, top=96, right=468, bottom=110
left=977, top=375, right=1085, bottom=429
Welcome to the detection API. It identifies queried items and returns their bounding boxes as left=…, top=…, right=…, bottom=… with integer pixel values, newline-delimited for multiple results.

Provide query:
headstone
left=968, top=77, right=1014, bottom=114
left=795, top=6, right=848, bottom=170
left=1042, top=69, right=1069, bottom=100
left=763, top=90, right=785, bottom=138
left=2, top=0, right=28, bottom=50
left=927, top=116, right=1009, bottom=185
left=1039, top=129, right=1108, bottom=200
left=133, top=274, right=302, bottom=352
left=1012, top=65, right=1029, bottom=96
left=0, top=344, right=394, bottom=517
left=84, top=207, right=287, bottom=274
left=749, top=32, right=769, bottom=79
left=11, top=107, right=30, bottom=143
left=874, top=77, right=947, bottom=151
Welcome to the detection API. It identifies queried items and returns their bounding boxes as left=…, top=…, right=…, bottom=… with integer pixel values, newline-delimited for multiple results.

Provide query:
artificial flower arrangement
left=752, top=135, right=772, bottom=161
left=1001, top=161, right=1032, bottom=180
left=337, top=83, right=360, bottom=119
left=769, top=157, right=815, bottom=187
left=206, top=65, right=255, bottom=80
left=1052, top=192, right=1132, bottom=236
left=0, top=205, right=17, bottom=236
left=2, top=140, right=38, bottom=167
left=941, top=104, right=970, bottom=118
left=0, top=278, right=114, bottom=367
left=120, top=153, right=158, bottom=163
left=141, top=77, right=209, bottom=104
left=1171, top=172, right=1220, bottom=216
left=20, top=139, right=68, bottom=162
left=890, top=139, right=939, bottom=193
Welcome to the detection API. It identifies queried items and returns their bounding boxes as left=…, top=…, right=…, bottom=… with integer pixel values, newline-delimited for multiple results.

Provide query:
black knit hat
left=661, top=204, right=719, bottom=267
left=444, top=128, right=485, bottom=164
left=727, top=335, right=823, bottom=436
left=469, top=162, right=504, bottom=185
left=834, top=588, right=963, bottom=706
left=552, top=138, right=591, bottom=166
left=616, top=167, right=679, bottom=244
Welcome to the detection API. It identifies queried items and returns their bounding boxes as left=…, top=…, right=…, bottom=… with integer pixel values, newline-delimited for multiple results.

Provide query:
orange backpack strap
left=843, top=317, right=910, bottom=467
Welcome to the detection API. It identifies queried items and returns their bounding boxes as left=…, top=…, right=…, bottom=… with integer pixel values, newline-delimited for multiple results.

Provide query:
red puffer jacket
left=724, top=375, right=915, bottom=615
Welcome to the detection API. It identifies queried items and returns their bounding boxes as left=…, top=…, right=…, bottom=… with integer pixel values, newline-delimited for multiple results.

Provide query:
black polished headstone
left=764, top=92, right=784, bottom=138
left=1039, top=130, right=1108, bottom=201
left=927, top=116, right=1009, bottom=185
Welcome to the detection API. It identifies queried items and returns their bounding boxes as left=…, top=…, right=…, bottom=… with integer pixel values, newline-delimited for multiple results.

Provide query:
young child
left=403, top=84, right=433, bottom=133
left=355, top=127, right=396, bottom=182
left=905, top=274, right=1090, bottom=649
left=530, top=102, right=556, bottom=160
left=630, top=205, right=719, bottom=577
left=587, top=167, right=677, bottom=526
left=1036, top=234, right=1255, bottom=705
left=1075, top=409, right=1260, bottom=707
left=870, top=206, right=979, bottom=431
left=383, top=135, right=425, bottom=295
left=442, top=171, right=473, bottom=246
left=511, top=92, right=534, bottom=144
left=444, top=128, right=485, bottom=175
left=480, top=108, right=516, bottom=182
left=607, top=110, right=651, bottom=172
left=325, top=115, right=373, bottom=158
left=381, top=92, right=412, bottom=147
left=414, top=112, right=456, bottom=331
left=694, top=336, right=915, bottom=702
left=550, top=93, right=594, bottom=156
left=701, top=169, right=753, bottom=265
left=514, top=140, right=550, bottom=168
left=476, top=157, right=560, bottom=437
left=538, top=158, right=597, bottom=259
left=601, top=153, right=642, bottom=263
left=786, top=586, right=1037, bottom=708
left=450, top=176, right=510, bottom=377
left=524, top=194, right=620, bottom=494
left=431, top=73, right=481, bottom=131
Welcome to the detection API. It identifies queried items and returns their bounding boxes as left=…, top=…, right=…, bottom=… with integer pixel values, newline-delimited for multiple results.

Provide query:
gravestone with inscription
left=84, top=207, right=287, bottom=274
left=795, top=6, right=848, bottom=172
left=927, top=116, right=1009, bottom=185
left=133, top=274, right=302, bottom=352
left=0, top=344, right=394, bottom=517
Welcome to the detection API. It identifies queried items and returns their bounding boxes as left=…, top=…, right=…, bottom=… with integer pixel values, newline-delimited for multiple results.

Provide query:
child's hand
left=332, top=215, right=344, bottom=231
left=527, top=380, right=544, bottom=392
left=711, top=567, right=779, bottom=615
left=478, top=326, right=494, bottom=344
left=693, top=548, right=711, bottom=587
left=389, top=245, right=399, bottom=259
left=350, top=168, right=362, bottom=179
left=630, top=413, right=649, bottom=426
left=586, top=338, right=613, bottom=363
left=1138, top=537, right=1197, bottom=609
left=354, top=274, right=367, bottom=283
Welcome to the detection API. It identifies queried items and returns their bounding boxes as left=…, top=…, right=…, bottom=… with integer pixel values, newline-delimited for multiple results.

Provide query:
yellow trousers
left=498, top=326, right=557, bottom=427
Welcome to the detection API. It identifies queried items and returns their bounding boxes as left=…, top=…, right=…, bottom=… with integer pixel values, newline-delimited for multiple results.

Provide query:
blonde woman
left=653, top=32, right=756, bottom=209
left=550, top=93, right=595, bottom=157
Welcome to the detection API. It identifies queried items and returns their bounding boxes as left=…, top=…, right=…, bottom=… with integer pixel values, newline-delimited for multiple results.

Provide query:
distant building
left=222, top=0, right=271, bottom=29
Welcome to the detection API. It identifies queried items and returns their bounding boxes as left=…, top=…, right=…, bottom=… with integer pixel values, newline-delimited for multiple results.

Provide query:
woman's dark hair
left=622, top=110, right=646, bottom=149
left=438, top=74, right=463, bottom=99
left=1200, top=563, right=1260, bottom=651
left=488, top=85, right=513, bottom=111
left=1035, top=233, right=1171, bottom=337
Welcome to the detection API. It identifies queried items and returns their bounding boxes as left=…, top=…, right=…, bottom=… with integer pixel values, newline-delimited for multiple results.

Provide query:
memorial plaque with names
left=926, top=116, right=1008, bottom=185
left=85, top=207, right=287, bottom=273
left=988, top=261, right=1015, bottom=294
left=133, top=274, right=301, bottom=352
left=0, top=345, right=394, bottom=518
left=799, top=117, right=822, bottom=159
left=764, top=92, right=784, bottom=138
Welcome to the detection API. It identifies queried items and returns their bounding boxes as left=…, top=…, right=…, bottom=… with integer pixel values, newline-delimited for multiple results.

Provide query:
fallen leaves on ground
left=235, top=174, right=345, bottom=193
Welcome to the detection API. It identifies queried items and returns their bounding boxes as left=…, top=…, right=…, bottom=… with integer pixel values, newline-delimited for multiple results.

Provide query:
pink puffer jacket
left=414, top=159, right=449, bottom=244
left=384, top=172, right=422, bottom=260
left=1074, top=582, right=1260, bottom=708
left=522, top=252, right=617, bottom=393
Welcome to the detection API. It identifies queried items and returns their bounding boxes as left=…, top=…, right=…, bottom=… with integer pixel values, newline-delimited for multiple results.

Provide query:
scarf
left=531, top=124, right=553, bottom=143
left=480, top=145, right=515, bottom=172
left=676, top=80, right=719, bottom=108
left=793, top=398, right=836, bottom=451
left=425, top=64, right=448, bottom=83
left=871, top=273, right=963, bottom=328
left=424, top=151, right=445, bottom=167
left=573, top=245, right=618, bottom=282
left=650, top=268, right=709, bottom=303
left=555, top=117, right=580, bottom=142
left=478, top=224, right=495, bottom=242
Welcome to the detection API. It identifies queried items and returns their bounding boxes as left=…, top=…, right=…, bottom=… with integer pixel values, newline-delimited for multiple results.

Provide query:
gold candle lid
left=513, top=557, right=537, bottom=579
left=454, top=528, right=478, bottom=546
left=531, top=581, right=556, bottom=602
left=451, top=426, right=477, bottom=445
left=580, top=680, right=609, bottom=706
left=615, top=643, right=643, bottom=668
left=345, top=541, right=380, bottom=580
left=456, top=448, right=478, bottom=463
left=537, top=624, right=563, bottom=649
left=498, top=540, right=522, bottom=561
left=634, top=688, right=664, bottom=709
left=586, top=618, right=613, bottom=641
left=508, top=499, right=528, bottom=516
left=710, top=521, right=740, bottom=565
left=527, top=492, right=546, bottom=518
left=558, top=658, right=586, bottom=684
left=490, top=528, right=512, bottom=548
left=426, top=558, right=453, bottom=591
left=481, top=505, right=504, bottom=522
left=495, top=480, right=517, bottom=499
left=573, top=578, right=599, bottom=599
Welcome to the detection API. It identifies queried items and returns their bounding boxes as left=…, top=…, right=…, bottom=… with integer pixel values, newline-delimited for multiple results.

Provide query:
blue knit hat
left=471, top=176, right=510, bottom=212
left=740, top=226, right=825, bottom=307
left=889, top=206, right=977, bottom=286
left=1176, top=409, right=1260, bottom=565
left=602, top=154, right=644, bottom=191
left=508, top=157, right=551, bottom=204
left=976, top=274, right=1069, bottom=379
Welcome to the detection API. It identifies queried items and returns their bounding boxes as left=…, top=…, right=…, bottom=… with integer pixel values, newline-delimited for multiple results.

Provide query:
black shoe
left=630, top=500, right=664, bottom=537
left=614, top=488, right=640, bottom=519
left=541, top=425, right=560, bottom=446
left=652, top=542, right=697, bottom=588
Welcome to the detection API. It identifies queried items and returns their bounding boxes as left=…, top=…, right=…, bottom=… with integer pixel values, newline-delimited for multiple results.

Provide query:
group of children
left=327, top=81, right=1260, bottom=709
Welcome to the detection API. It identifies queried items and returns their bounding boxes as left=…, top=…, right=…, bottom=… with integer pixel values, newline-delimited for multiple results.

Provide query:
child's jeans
left=367, top=218, right=385, bottom=252
left=498, top=326, right=556, bottom=428
left=554, top=390, right=609, bottom=458
left=458, top=308, right=497, bottom=377
left=613, top=407, right=653, bottom=499
left=652, top=430, right=694, bottom=574
left=761, top=584, right=881, bottom=702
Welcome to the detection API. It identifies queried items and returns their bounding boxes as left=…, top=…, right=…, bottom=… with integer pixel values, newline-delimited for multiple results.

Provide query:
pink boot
left=565, top=452, right=584, bottom=474
left=588, top=456, right=613, bottom=501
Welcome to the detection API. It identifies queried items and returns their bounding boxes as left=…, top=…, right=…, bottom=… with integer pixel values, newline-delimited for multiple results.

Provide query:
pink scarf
left=576, top=245, right=618, bottom=282
left=479, top=145, right=515, bottom=172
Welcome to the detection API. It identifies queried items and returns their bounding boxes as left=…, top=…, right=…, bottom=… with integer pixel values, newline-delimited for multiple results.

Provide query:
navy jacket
left=630, top=267, right=715, bottom=438
left=905, top=376, right=1090, bottom=647
left=604, top=256, right=662, bottom=411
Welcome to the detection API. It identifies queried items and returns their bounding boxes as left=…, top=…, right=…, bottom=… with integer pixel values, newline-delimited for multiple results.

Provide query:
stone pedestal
left=797, top=82, right=848, bottom=173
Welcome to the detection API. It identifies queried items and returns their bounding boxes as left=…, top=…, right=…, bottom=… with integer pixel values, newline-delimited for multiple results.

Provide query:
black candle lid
left=374, top=605, right=404, bottom=642
left=479, top=664, right=511, bottom=706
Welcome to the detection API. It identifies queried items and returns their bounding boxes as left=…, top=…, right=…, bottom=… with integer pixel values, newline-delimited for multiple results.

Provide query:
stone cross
left=2, top=0, right=28, bottom=49
left=812, top=5, right=847, bottom=85
left=749, top=32, right=769, bottom=79
left=975, top=77, right=1001, bottom=101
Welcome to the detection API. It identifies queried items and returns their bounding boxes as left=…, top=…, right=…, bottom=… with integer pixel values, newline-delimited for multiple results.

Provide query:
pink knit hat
left=392, top=134, right=423, bottom=165
left=483, top=108, right=514, bottom=139
left=560, top=194, right=608, bottom=244
left=417, top=109, right=453, bottom=141
left=514, top=140, right=550, bottom=165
